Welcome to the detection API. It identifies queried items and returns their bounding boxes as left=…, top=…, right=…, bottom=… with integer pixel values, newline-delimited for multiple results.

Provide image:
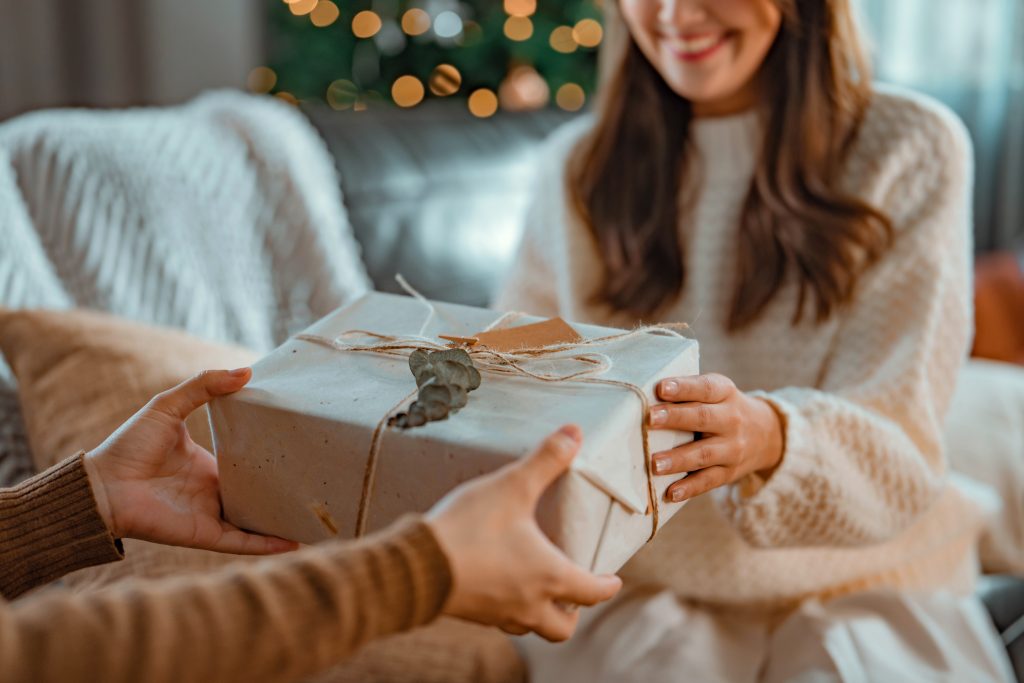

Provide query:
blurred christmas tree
left=255, top=0, right=604, bottom=115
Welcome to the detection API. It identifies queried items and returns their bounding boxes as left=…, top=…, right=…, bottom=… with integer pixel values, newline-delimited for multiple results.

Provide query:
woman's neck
left=690, top=78, right=760, bottom=118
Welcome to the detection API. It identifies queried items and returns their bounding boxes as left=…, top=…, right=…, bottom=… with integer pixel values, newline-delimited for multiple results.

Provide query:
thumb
left=514, top=425, right=582, bottom=501
left=150, top=368, right=252, bottom=421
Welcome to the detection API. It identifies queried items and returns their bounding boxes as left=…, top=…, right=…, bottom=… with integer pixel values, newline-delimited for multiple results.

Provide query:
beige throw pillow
left=0, top=307, right=259, bottom=471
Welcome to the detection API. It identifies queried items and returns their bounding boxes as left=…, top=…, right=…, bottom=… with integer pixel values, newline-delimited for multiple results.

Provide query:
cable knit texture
left=0, top=90, right=371, bottom=486
left=496, top=86, right=984, bottom=611
left=1, top=456, right=453, bottom=683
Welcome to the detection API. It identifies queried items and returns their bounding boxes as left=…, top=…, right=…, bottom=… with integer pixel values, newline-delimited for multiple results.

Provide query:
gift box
left=208, top=292, right=699, bottom=574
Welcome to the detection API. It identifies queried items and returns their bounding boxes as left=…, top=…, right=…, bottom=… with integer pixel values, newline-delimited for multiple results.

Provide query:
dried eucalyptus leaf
left=419, top=383, right=452, bottom=405
left=405, top=404, right=428, bottom=427
left=391, top=346, right=482, bottom=429
left=421, top=399, right=450, bottom=420
left=430, top=348, right=473, bottom=366
left=410, top=350, right=434, bottom=385
left=434, top=360, right=472, bottom=388
left=409, top=348, right=430, bottom=374
left=448, top=385, right=468, bottom=409
left=414, top=369, right=437, bottom=388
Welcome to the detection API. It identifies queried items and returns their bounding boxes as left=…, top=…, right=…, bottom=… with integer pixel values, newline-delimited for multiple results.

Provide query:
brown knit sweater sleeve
left=1, top=458, right=453, bottom=683
left=0, top=453, right=124, bottom=598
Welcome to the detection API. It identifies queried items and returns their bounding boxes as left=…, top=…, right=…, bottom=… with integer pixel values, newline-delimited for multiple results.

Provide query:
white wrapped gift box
left=209, top=292, right=699, bottom=573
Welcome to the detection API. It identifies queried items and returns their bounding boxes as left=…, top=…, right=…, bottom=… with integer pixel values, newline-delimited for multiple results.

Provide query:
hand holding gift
left=84, top=369, right=300, bottom=555
left=648, top=373, right=785, bottom=501
left=431, top=424, right=622, bottom=641
left=81, top=367, right=620, bottom=643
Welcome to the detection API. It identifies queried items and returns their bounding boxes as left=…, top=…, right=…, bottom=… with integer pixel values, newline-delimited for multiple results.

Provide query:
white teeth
left=672, top=34, right=722, bottom=55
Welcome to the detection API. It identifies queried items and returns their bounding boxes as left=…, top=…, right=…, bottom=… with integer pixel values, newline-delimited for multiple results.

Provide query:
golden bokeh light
left=401, top=8, right=431, bottom=36
left=503, top=16, right=533, bottom=41
left=572, top=18, right=603, bottom=48
left=247, top=66, right=277, bottom=94
left=391, top=75, right=425, bottom=108
left=555, top=83, right=585, bottom=111
left=429, top=64, right=462, bottom=96
left=549, top=26, right=577, bottom=53
left=498, top=65, right=549, bottom=111
left=326, top=79, right=359, bottom=110
left=288, top=0, right=317, bottom=17
left=468, top=89, right=499, bottom=118
left=351, top=10, right=382, bottom=38
left=310, top=0, right=340, bottom=27
left=503, top=0, right=536, bottom=17
left=275, top=91, right=299, bottom=106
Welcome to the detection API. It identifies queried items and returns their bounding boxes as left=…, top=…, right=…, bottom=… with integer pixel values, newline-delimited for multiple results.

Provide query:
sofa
left=0, top=93, right=1020, bottom=679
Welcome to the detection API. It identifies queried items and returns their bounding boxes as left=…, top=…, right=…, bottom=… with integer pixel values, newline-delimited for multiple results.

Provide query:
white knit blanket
left=0, top=91, right=371, bottom=482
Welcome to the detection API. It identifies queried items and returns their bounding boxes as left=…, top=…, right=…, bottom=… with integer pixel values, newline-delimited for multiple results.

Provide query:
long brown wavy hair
left=569, top=0, right=893, bottom=330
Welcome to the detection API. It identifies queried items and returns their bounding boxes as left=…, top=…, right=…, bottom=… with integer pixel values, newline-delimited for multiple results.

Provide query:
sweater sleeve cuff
left=0, top=453, right=124, bottom=599
left=370, top=515, right=453, bottom=629
left=714, top=389, right=820, bottom=547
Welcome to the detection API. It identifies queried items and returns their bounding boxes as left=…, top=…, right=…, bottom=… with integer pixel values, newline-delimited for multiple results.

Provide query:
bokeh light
left=326, top=79, right=359, bottom=110
left=549, top=26, right=577, bottom=53
left=310, top=1, right=339, bottom=27
left=498, top=65, right=549, bottom=111
left=468, top=88, right=499, bottom=117
left=503, top=16, right=533, bottom=41
left=434, top=11, right=463, bottom=39
left=504, top=0, right=536, bottom=17
left=429, top=64, right=462, bottom=96
left=352, top=10, right=382, bottom=38
left=555, top=83, right=585, bottom=111
left=288, top=0, right=317, bottom=17
left=401, top=8, right=431, bottom=36
left=572, top=19, right=603, bottom=48
left=392, top=75, right=425, bottom=107
left=247, top=66, right=277, bottom=94
left=275, top=91, right=299, bottom=105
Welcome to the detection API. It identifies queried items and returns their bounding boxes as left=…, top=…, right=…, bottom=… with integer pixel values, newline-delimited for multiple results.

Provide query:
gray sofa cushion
left=303, top=102, right=573, bottom=306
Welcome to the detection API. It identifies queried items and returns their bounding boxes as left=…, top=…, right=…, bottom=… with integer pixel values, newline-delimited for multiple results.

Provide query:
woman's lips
left=663, top=32, right=732, bottom=63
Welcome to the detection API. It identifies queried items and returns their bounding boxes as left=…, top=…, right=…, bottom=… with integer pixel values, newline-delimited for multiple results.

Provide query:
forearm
left=2, top=517, right=451, bottom=683
left=0, top=453, right=123, bottom=598
left=720, top=387, right=946, bottom=548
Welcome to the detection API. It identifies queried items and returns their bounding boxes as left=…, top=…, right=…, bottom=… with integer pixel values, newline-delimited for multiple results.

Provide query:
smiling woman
left=622, top=0, right=781, bottom=116
left=497, top=0, right=1015, bottom=680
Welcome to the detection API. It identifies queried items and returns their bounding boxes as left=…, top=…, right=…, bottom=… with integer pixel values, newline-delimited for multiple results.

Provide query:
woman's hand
left=83, top=369, right=299, bottom=555
left=648, top=374, right=784, bottom=503
left=427, top=425, right=622, bottom=642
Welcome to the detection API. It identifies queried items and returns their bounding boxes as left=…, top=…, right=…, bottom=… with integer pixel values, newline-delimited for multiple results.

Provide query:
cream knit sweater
left=496, top=87, right=985, bottom=612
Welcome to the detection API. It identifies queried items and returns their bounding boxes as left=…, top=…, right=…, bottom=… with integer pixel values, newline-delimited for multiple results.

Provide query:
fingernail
left=551, top=433, right=576, bottom=453
left=668, top=487, right=687, bottom=503
left=228, top=367, right=250, bottom=377
left=661, top=380, right=678, bottom=396
left=558, top=425, right=582, bottom=443
left=649, top=408, right=667, bottom=426
left=653, top=456, right=671, bottom=474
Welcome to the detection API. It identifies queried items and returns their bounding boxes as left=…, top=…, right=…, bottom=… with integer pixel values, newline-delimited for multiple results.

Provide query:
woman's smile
left=661, top=30, right=735, bottom=63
